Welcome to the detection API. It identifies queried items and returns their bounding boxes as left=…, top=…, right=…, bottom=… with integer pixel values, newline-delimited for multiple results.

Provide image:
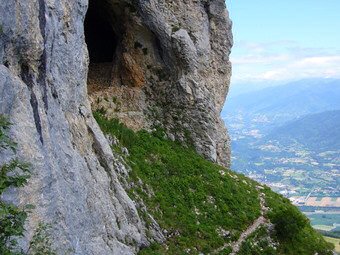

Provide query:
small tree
left=0, top=115, right=31, bottom=254
left=27, top=223, right=57, bottom=255
left=271, top=206, right=308, bottom=241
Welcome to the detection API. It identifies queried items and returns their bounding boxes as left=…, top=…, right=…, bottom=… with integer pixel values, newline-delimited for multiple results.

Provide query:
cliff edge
left=0, top=0, right=231, bottom=254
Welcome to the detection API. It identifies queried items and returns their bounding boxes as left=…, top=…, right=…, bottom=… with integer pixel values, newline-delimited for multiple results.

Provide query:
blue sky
left=226, top=0, right=340, bottom=84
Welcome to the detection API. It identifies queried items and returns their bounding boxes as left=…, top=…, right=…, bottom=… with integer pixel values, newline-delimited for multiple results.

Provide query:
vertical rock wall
left=87, top=0, right=233, bottom=167
left=0, top=0, right=232, bottom=254
left=0, top=1, right=150, bottom=254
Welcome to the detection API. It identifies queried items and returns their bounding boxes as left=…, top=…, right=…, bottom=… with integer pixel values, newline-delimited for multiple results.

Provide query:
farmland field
left=314, top=225, right=336, bottom=231
left=323, top=236, right=340, bottom=254
left=306, top=213, right=340, bottom=226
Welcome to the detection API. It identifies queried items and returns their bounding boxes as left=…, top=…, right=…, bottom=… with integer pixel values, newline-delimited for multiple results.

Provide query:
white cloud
left=294, top=56, right=340, bottom=67
left=231, top=41, right=340, bottom=83
left=232, top=54, right=291, bottom=65
left=259, top=56, right=340, bottom=81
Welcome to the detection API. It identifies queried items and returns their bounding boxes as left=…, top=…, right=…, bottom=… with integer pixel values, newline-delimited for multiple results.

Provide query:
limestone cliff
left=0, top=0, right=232, bottom=254
left=86, top=0, right=233, bottom=166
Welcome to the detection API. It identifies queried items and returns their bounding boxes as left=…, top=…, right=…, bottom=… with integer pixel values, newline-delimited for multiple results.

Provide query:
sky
left=225, top=0, right=340, bottom=85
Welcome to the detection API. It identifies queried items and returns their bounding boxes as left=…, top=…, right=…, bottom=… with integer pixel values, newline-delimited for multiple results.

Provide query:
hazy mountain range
left=266, top=110, right=340, bottom=152
left=223, top=78, right=340, bottom=197
left=223, top=78, right=340, bottom=126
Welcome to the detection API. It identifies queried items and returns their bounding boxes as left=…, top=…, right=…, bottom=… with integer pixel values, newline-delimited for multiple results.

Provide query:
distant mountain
left=223, top=79, right=340, bottom=197
left=266, top=110, right=340, bottom=152
left=223, top=78, right=340, bottom=124
left=227, top=80, right=283, bottom=97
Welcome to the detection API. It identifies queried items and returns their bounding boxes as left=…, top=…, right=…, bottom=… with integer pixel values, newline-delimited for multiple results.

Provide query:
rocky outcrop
left=86, top=0, right=233, bottom=166
left=0, top=0, right=232, bottom=254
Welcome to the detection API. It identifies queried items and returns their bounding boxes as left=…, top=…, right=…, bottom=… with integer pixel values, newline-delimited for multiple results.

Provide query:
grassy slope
left=94, top=113, right=334, bottom=255
left=263, top=190, right=333, bottom=255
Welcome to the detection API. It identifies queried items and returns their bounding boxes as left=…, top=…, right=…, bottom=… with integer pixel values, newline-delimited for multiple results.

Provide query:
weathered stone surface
left=0, top=1, right=154, bottom=254
left=0, top=0, right=232, bottom=253
left=138, top=0, right=233, bottom=167
left=87, top=0, right=233, bottom=166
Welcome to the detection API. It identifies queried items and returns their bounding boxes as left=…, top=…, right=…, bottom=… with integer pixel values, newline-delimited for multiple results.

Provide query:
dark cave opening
left=85, top=0, right=117, bottom=63
left=85, top=0, right=119, bottom=91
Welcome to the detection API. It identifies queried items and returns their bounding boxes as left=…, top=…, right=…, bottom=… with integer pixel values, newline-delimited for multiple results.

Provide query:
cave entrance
left=85, top=0, right=118, bottom=92
left=84, top=0, right=148, bottom=131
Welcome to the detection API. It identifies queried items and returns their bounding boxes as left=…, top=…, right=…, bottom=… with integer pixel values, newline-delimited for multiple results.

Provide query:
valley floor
left=323, top=236, right=340, bottom=254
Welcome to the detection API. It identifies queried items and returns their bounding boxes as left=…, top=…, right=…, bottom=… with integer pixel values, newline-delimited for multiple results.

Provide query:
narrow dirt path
left=229, top=215, right=267, bottom=255
left=212, top=187, right=268, bottom=255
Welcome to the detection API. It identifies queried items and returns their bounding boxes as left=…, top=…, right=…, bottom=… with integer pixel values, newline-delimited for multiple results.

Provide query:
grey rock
left=0, top=0, right=232, bottom=254
left=0, top=0, right=150, bottom=254
left=168, top=133, right=175, bottom=142
left=121, top=147, right=129, bottom=156
left=106, top=134, right=119, bottom=147
left=139, top=0, right=233, bottom=167
left=87, top=0, right=233, bottom=167
left=171, top=28, right=198, bottom=69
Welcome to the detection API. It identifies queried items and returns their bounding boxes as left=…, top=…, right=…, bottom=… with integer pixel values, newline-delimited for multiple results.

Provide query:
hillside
left=223, top=80, right=340, bottom=198
left=0, top=0, right=337, bottom=254
left=94, top=113, right=334, bottom=255
left=226, top=81, right=283, bottom=97
left=223, top=79, right=340, bottom=125
left=267, top=110, right=340, bottom=152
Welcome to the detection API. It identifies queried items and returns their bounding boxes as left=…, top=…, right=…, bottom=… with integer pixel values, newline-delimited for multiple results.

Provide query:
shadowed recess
left=85, top=0, right=121, bottom=92
left=85, top=0, right=117, bottom=63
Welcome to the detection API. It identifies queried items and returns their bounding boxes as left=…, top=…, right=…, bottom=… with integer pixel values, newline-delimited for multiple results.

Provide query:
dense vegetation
left=95, top=113, right=334, bottom=255
left=238, top=227, right=277, bottom=255
left=0, top=116, right=31, bottom=254
left=95, top=113, right=261, bottom=253
left=233, top=190, right=335, bottom=255
left=264, top=189, right=334, bottom=255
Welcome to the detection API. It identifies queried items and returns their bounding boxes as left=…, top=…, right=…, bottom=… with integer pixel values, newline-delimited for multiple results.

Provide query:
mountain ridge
left=266, top=110, right=340, bottom=152
left=224, top=78, right=340, bottom=125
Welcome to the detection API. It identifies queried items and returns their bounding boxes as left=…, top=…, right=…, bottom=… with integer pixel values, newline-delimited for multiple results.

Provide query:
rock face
left=0, top=0, right=232, bottom=254
left=86, top=0, right=233, bottom=166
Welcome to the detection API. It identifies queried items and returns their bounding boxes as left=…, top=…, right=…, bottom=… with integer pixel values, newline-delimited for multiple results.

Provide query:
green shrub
left=271, top=206, right=308, bottom=240
left=94, top=112, right=136, bottom=148
left=95, top=113, right=334, bottom=255
left=134, top=41, right=143, bottom=49
left=95, top=113, right=261, bottom=254
left=142, top=48, right=148, bottom=55
left=171, top=25, right=180, bottom=33
left=238, top=227, right=277, bottom=255
left=0, top=116, right=16, bottom=150
left=27, top=223, right=56, bottom=255
left=264, top=188, right=334, bottom=255
left=0, top=115, right=31, bottom=254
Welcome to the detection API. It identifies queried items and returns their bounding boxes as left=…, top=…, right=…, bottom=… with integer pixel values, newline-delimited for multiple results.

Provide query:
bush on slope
left=95, top=113, right=334, bottom=255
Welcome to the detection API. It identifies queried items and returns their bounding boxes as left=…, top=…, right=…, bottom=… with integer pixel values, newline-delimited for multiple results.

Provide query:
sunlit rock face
left=0, top=0, right=232, bottom=254
left=85, top=0, right=233, bottom=167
